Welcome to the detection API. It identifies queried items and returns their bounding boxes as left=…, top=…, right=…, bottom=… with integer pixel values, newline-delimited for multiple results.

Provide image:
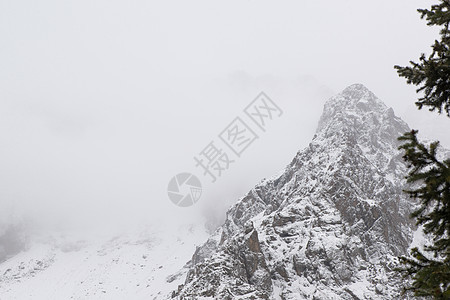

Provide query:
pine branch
left=397, top=130, right=450, bottom=298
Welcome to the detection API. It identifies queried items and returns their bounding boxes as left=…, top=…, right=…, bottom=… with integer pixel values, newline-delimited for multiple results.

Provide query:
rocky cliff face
left=173, top=84, right=418, bottom=299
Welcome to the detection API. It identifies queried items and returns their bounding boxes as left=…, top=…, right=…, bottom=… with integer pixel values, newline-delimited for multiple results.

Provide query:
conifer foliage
left=396, top=1, right=450, bottom=298
left=397, top=130, right=450, bottom=298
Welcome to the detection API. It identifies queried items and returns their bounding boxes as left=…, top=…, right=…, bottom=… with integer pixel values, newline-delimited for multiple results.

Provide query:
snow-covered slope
left=0, top=224, right=208, bottom=300
left=173, top=84, right=419, bottom=299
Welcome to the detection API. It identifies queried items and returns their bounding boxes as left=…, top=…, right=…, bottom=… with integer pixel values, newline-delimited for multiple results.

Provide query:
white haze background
left=1, top=0, right=449, bottom=234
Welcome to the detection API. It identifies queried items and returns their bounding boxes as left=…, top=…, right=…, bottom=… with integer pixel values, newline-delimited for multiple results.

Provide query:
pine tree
left=395, top=1, right=450, bottom=298
left=397, top=130, right=450, bottom=298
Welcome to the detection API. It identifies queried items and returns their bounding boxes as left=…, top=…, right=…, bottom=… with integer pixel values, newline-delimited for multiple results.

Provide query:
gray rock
left=173, top=84, right=427, bottom=299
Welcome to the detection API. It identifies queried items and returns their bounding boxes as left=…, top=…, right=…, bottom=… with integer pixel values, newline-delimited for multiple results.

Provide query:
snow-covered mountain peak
left=312, top=84, right=410, bottom=177
left=173, top=85, right=418, bottom=299
left=323, top=83, right=384, bottom=114
left=317, top=83, right=408, bottom=139
left=341, top=83, right=379, bottom=103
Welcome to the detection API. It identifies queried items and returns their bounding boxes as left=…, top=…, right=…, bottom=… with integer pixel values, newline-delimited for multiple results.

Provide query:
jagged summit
left=329, top=83, right=382, bottom=110
left=341, top=83, right=378, bottom=102
left=317, top=84, right=407, bottom=137
left=313, top=84, right=410, bottom=177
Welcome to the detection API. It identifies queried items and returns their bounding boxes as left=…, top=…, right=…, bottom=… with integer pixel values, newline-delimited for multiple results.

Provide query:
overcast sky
left=1, top=0, right=449, bottom=232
